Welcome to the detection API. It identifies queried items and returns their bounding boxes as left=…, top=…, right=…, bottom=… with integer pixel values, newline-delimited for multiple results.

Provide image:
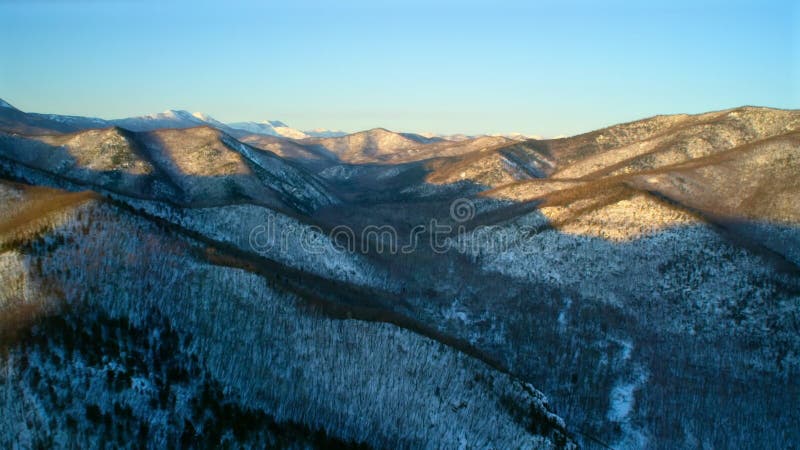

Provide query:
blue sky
left=0, top=0, right=797, bottom=136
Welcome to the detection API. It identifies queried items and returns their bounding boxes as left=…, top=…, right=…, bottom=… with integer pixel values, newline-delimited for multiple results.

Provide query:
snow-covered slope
left=228, top=121, right=351, bottom=139
left=421, top=132, right=541, bottom=141
left=304, top=128, right=348, bottom=138
left=110, top=109, right=241, bottom=135
left=228, top=120, right=309, bottom=139
left=0, top=180, right=573, bottom=449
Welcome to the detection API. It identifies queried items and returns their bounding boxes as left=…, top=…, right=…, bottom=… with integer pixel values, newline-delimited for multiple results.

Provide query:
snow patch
left=607, top=374, right=640, bottom=422
left=606, top=339, right=649, bottom=449
left=557, top=297, right=572, bottom=331
left=228, top=120, right=309, bottom=139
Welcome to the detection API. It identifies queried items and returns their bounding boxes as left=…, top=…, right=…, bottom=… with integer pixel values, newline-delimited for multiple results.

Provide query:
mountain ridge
left=0, top=97, right=535, bottom=149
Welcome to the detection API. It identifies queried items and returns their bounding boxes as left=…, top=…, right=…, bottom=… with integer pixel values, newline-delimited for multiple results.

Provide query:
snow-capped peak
left=228, top=120, right=309, bottom=139
left=190, top=112, right=230, bottom=129
left=110, top=109, right=218, bottom=132
left=157, top=109, right=201, bottom=122
left=192, top=112, right=215, bottom=122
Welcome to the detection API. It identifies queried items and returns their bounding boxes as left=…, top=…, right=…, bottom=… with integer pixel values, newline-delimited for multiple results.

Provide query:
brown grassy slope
left=0, top=182, right=98, bottom=352
left=628, top=131, right=800, bottom=222
left=478, top=132, right=800, bottom=258
left=0, top=183, right=99, bottom=241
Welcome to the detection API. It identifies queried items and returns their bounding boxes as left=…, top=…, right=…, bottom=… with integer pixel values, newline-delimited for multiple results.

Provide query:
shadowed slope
left=0, top=178, right=574, bottom=449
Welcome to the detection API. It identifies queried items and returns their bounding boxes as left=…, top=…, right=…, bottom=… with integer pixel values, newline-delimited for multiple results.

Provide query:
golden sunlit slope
left=427, top=106, right=800, bottom=192
left=303, top=128, right=434, bottom=163
left=30, top=127, right=154, bottom=174
left=486, top=128, right=800, bottom=225
left=0, top=181, right=99, bottom=243
left=0, top=127, right=167, bottom=198
left=425, top=140, right=557, bottom=187
left=0, top=126, right=336, bottom=212
left=0, top=181, right=100, bottom=351
left=138, top=126, right=338, bottom=211
left=480, top=130, right=800, bottom=268
left=551, top=107, right=800, bottom=180
left=628, top=131, right=800, bottom=222
left=143, top=127, right=252, bottom=177
left=423, top=113, right=691, bottom=188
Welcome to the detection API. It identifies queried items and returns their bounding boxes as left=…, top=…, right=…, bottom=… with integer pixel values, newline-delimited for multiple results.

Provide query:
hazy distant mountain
left=227, top=120, right=309, bottom=139
left=0, top=98, right=110, bottom=134
left=290, top=128, right=428, bottom=162
left=421, top=131, right=542, bottom=141
left=304, top=128, right=348, bottom=138
left=110, top=109, right=204, bottom=131
left=0, top=98, right=525, bottom=162
left=0, top=100, right=246, bottom=137
left=227, top=121, right=349, bottom=139
left=494, top=132, right=542, bottom=141
left=300, top=127, right=509, bottom=164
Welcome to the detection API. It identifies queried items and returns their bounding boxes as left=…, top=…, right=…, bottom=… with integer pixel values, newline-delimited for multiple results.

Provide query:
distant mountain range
left=0, top=98, right=531, bottom=167
left=228, top=120, right=347, bottom=139
left=0, top=99, right=528, bottom=143
left=421, top=131, right=542, bottom=141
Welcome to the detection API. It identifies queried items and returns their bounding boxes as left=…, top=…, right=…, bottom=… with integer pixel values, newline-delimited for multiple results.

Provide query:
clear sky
left=0, top=0, right=797, bottom=136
